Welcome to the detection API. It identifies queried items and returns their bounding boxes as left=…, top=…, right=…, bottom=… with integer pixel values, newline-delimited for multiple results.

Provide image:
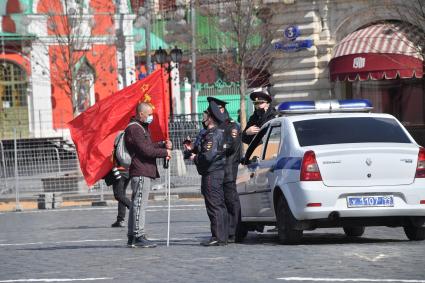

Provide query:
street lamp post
left=153, top=46, right=183, bottom=118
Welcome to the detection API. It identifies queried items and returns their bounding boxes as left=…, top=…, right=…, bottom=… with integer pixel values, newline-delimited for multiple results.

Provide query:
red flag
left=68, top=68, right=169, bottom=186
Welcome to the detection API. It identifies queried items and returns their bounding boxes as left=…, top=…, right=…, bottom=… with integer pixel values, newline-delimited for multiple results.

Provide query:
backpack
left=113, top=122, right=145, bottom=168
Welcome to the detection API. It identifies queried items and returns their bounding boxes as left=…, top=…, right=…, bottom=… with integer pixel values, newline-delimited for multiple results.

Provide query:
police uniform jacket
left=220, top=120, right=242, bottom=182
left=242, top=107, right=278, bottom=144
left=194, top=126, right=226, bottom=176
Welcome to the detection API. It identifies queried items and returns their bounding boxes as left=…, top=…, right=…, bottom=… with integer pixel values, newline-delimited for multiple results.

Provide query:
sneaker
left=132, top=235, right=157, bottom=248
left=111, top=221, right=125, bottom=228
left=127, top=236, right=135, bottom=248
left=228, top=235, right=235, bottom=243
left=200, top=237, right=227, bottom=247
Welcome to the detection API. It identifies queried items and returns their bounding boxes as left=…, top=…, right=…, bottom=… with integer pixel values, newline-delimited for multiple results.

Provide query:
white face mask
left=146, top=115, right=154, bottom=124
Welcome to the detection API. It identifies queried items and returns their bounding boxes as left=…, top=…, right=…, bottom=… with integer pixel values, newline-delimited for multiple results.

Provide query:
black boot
left=111, top=220, right=125, bottom=227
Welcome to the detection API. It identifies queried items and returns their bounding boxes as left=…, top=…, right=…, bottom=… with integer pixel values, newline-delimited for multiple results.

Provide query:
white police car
left=236, top=99, right=425, bottom=244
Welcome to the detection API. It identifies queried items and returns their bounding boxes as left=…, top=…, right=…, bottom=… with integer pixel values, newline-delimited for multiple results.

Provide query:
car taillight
left=415, top=147, right=425, bottom=178
left=300, top=150, right=322, bottom=181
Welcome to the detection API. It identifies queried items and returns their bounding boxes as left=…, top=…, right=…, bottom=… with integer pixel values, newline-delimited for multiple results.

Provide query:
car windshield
left=294, top=117, right=411, bottom=146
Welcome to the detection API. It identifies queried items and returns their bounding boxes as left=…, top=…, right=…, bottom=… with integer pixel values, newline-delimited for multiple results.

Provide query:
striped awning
left=329, top=22, right=424, bottom=81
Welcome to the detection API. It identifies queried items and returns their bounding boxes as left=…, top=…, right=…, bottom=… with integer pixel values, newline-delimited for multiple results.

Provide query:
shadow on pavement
left=18, top=245, right=126, bottom=251
left=238, top=232, right=406, bottom=246
left=52, top=225, right=113, bottom=230
left=18, top=238, right=207, bottom=251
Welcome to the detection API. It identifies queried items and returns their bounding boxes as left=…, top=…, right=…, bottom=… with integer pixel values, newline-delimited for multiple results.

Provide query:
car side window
left=262, top=125, right=281, bottom=161
left=245, top=126, right=269, bottom=162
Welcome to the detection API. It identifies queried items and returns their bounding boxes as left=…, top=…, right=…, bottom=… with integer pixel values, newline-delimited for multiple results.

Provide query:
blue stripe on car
left=275, top=157, right=302, bottom=170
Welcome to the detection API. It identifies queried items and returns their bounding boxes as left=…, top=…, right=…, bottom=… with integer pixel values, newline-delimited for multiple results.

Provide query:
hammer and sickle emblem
left=139, top=84, right=155, bottom=109
left=140, top=84, right=149, bottom=93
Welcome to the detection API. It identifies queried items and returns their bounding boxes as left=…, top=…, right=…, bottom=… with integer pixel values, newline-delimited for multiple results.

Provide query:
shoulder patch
left=205, top=141, right=213, bottom=151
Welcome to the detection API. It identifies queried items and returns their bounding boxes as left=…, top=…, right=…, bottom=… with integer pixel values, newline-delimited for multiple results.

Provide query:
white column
left=115, top=13, right=136, bottom=88
left=27, top=14, right=55, bottom=137
left=30, top=42, right=53, bottom=138
left=171, top=62, right=181, bottom=114
left=183, top=78, right=192, bottom=115
left=124, top=38, right=136, bottom=85
left=117, top=0, right=129, bottom=13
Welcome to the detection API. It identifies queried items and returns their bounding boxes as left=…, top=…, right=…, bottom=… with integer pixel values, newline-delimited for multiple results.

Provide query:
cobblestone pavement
left=0, top=199, right=424, bottom=283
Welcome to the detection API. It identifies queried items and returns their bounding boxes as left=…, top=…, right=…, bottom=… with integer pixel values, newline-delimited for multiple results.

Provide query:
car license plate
left=347, top=195, right=394, bottom=208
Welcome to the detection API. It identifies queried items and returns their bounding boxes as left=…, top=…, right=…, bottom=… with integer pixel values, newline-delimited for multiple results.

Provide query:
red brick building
left=0, top=0, right=136, bottom=138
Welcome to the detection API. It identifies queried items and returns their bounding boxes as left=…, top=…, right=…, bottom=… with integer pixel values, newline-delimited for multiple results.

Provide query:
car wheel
left=235, top=214, right=248, bottom=243
left=404, top=226, right=425, bottom=241
left=275, top=196, right=302, bottom=244
left=343, top=226, right=365, bottom=237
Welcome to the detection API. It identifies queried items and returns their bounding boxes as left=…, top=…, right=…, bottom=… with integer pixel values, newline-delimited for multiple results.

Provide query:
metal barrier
left=0, top=121, right=203, bottom=210
left=2, top=147, right=63, bottom=177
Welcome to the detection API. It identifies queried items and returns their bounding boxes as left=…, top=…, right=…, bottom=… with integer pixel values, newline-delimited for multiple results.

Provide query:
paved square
left=1, top=200, right=424, bottom=283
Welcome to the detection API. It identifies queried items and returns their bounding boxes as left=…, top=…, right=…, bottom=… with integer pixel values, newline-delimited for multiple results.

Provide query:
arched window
left=0, top=61, right=28, bottom=108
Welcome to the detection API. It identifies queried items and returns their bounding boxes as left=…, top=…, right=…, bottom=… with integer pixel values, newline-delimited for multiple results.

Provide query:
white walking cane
left=166, top=157, right=171, bottom=247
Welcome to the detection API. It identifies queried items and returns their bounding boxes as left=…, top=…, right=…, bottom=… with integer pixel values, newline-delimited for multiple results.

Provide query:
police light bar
left=278, top=99, right=373, bottom=114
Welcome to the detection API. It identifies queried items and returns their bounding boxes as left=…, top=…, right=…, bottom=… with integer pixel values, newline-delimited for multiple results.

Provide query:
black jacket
left=242, top=107, right=278, bottom=145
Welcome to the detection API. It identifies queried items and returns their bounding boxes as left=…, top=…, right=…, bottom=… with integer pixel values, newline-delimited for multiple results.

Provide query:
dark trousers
left=112, top=177, right=131, bottom=222
left=223, top=163, right=241, bottom=237
left=201, top=170, right=228, bottom=242
left=224, top=179, right=240, bottom=237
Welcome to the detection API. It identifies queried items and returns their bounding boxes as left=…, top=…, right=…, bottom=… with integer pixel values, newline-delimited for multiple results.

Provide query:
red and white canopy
left=329, top=22, right=424, bottom=81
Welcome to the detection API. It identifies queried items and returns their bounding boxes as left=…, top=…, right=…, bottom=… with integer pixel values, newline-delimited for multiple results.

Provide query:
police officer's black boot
left=111, top=220, right=125, bottom=227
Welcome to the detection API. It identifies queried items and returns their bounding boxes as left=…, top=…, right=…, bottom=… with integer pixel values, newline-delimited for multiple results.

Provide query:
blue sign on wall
left=284, top=25, right=301, bottom=41
left=274, top=39, right=314, bottom=52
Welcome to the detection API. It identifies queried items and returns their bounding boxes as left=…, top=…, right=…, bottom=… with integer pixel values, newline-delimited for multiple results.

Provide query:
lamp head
left=154, top=46, right=168, bottom=65
left=170, top=46, right=183, bottom=63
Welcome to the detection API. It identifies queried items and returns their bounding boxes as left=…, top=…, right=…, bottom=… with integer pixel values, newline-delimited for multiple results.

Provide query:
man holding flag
left=68, top=68, right=173, bottom=247
left=125, top=102, right=172, bottom=248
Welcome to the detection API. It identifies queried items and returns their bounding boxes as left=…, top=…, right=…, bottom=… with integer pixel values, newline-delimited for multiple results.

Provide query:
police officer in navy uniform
left=242, top=90, right=278, bottom=145
left=193, top=103, right=228, bottom=246
left=206, top=97, right=242, bottom=243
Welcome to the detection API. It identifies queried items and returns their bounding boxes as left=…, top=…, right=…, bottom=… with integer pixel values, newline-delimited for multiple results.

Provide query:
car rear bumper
left=284, top=181, right=425, bottom=221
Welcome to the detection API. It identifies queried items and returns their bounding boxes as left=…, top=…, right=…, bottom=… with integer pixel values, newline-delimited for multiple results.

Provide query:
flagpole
left=166, top=157, right=171, bottom=247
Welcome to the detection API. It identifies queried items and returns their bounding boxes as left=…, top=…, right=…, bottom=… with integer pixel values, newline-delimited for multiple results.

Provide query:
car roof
left=262, top=112, right=397, bottom=128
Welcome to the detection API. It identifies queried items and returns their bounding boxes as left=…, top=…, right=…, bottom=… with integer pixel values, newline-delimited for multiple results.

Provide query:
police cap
left=207, top=97, right=228, bottom=108
left=250, top=91, right=272, bottom=104
left=207, top=100, right=227, bottom=123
